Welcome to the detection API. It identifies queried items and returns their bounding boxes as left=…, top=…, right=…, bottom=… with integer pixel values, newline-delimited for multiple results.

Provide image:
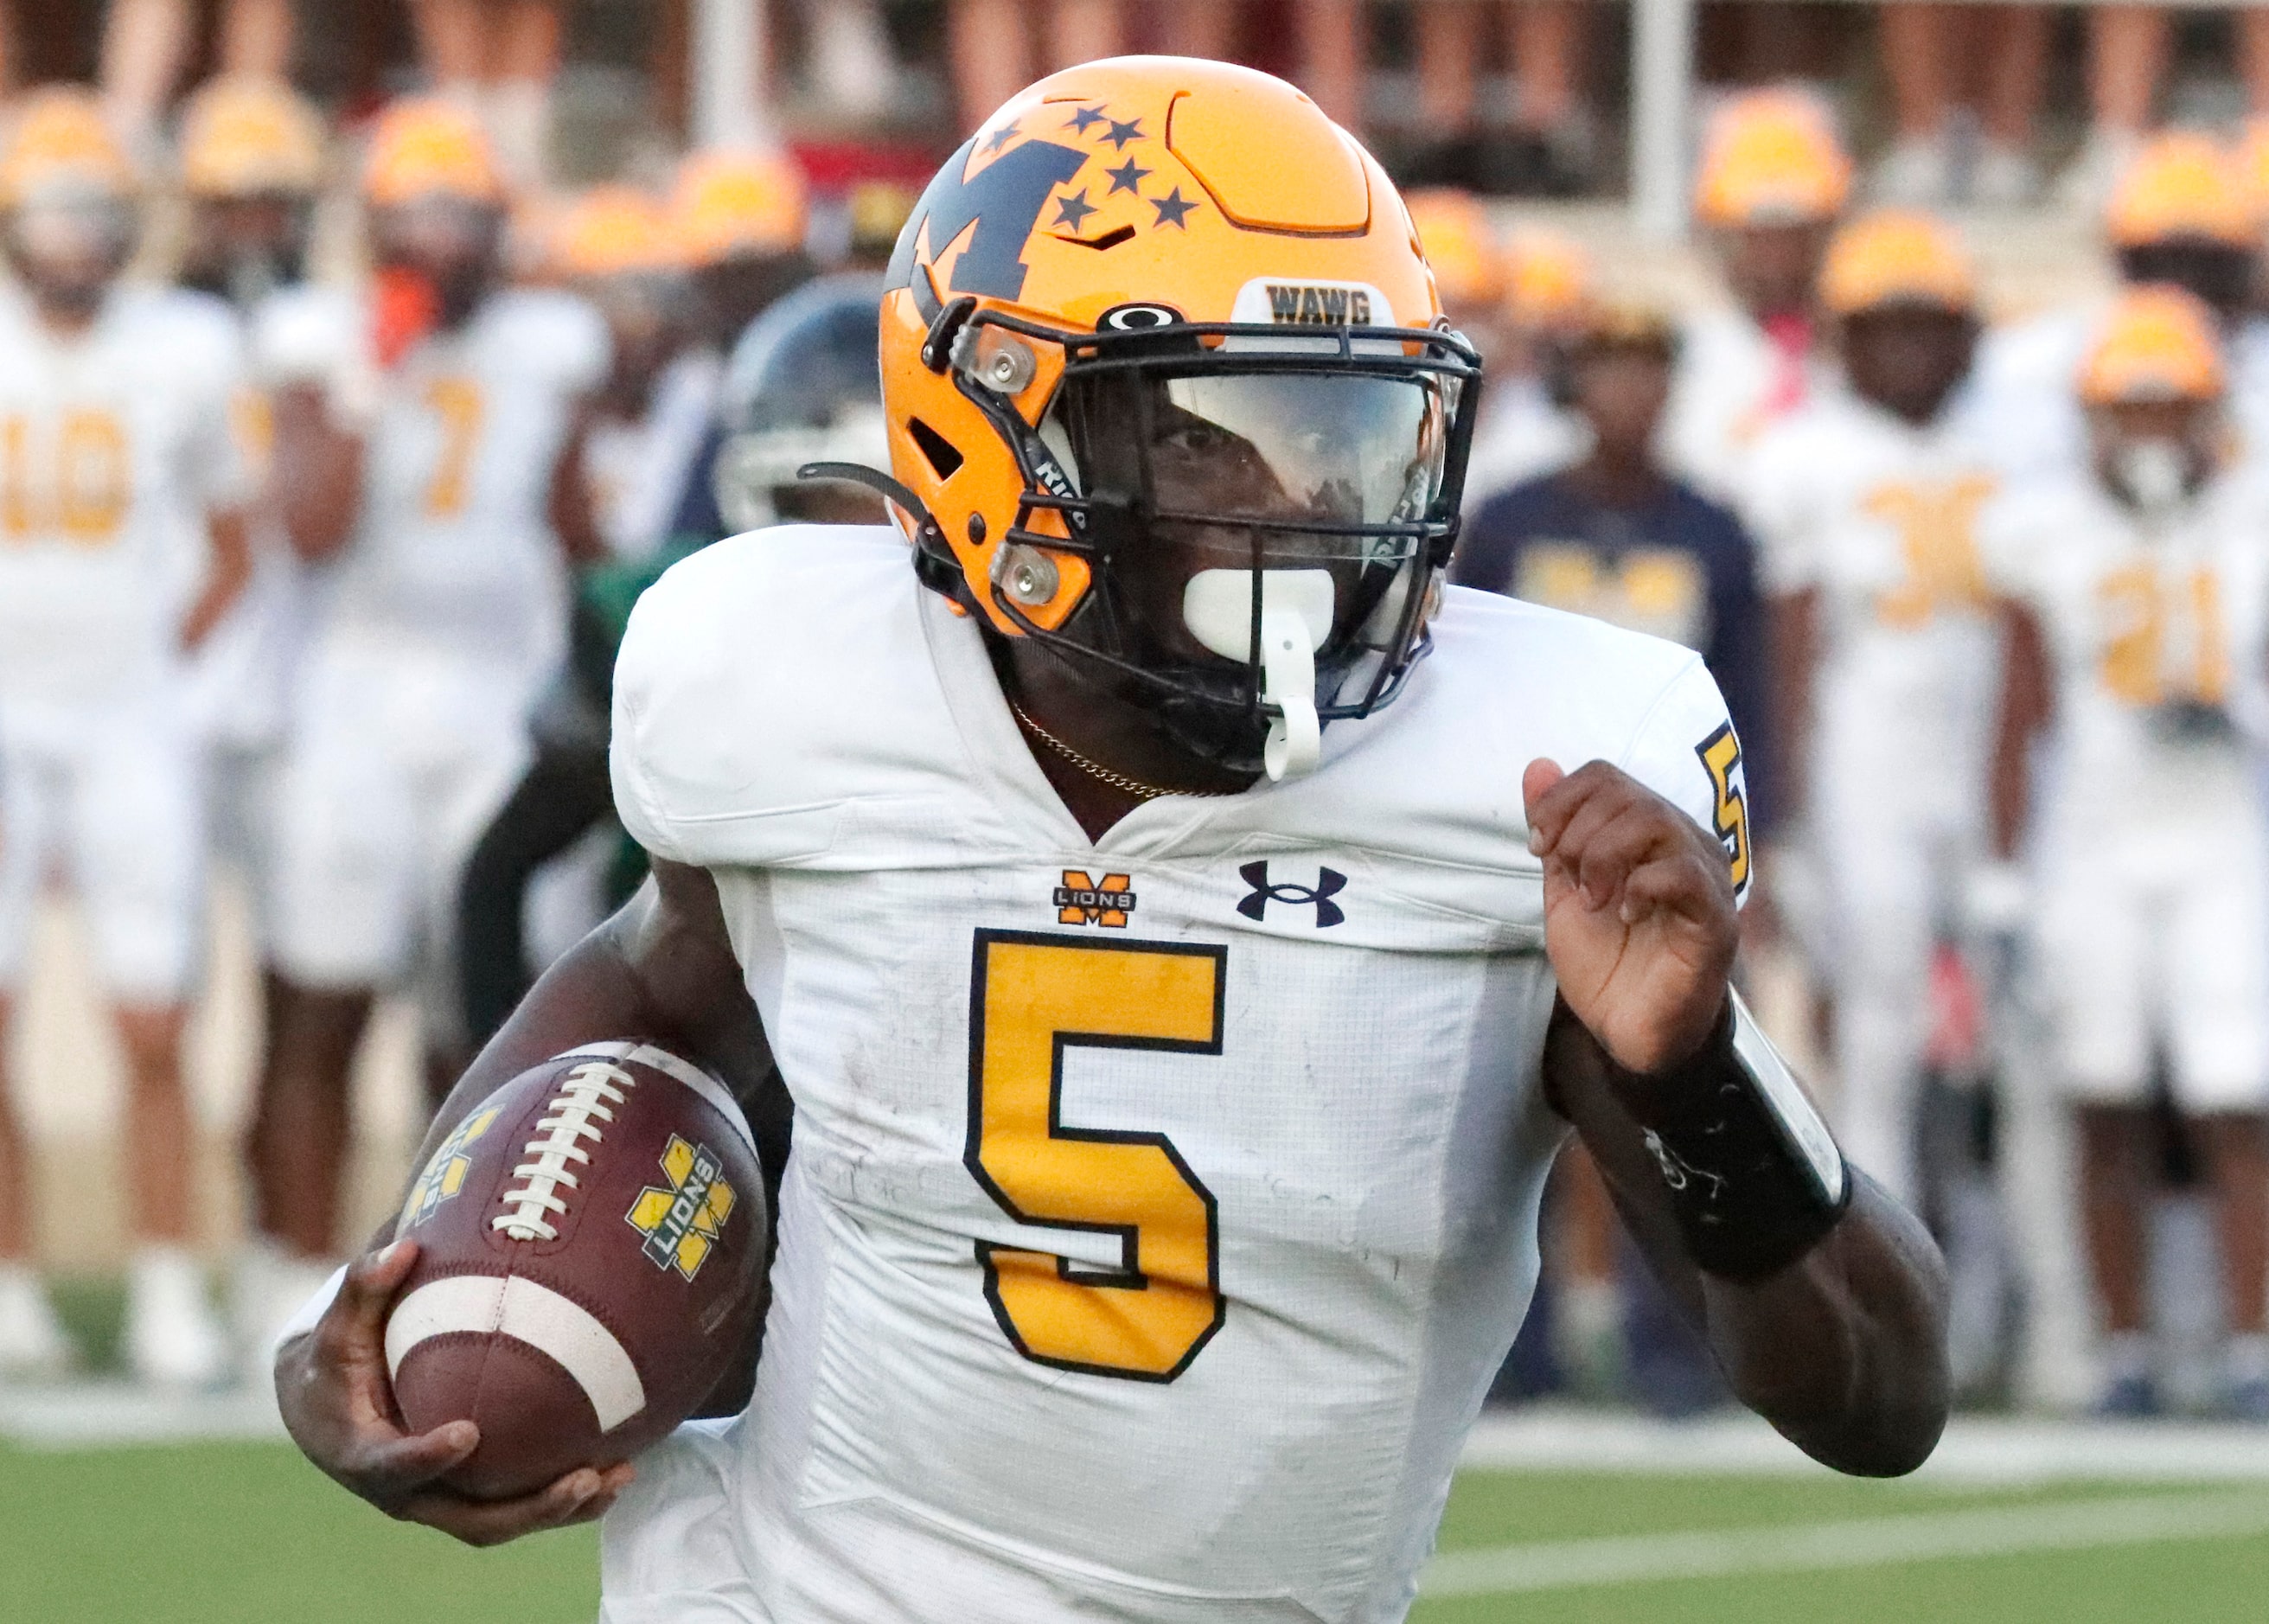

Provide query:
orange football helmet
left=1693, top=87, right=1852, bottom=229
left=180, top=74, right=324, bottom=198
left=2080, top=285, right=2225, bottom=406
left=2105, top=133, right=2254, bottom=250
left=552, top=184, right=679, bottom=279
left=867, top=57, right=1478, bottom=779
left=671, top=148, right=808, bottom=266
left=361, top=97, right=503, bottom=209
left=1819, top=209, right=1975, bottom=316
left=1403, top=188, right=1502, bottom=310
left=0, top=86, right=134, bottom=209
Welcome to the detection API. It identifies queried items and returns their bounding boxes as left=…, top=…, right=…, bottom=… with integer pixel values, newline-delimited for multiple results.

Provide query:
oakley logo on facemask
left=885, top=133, right=1090, bottom=302
left=1236, top=861, right=1347, bottom=927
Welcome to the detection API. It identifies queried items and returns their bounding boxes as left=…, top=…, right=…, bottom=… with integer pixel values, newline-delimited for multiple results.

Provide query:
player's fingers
left=328, top=1240, right=417, bottom=1348
left=1616, top=850, right=1731, bottom=926
left=347, top=1418, right=481, bottom=1499
left=1526, top=761, right=1639, bottom=859
left=1566, top=804, right=1680, bottom=911
left=1534, top=776, right=1643, bottom=881
left=1520, top=758, right=1566, bottom=826
left=393, top=1467, right=610, bottom=1547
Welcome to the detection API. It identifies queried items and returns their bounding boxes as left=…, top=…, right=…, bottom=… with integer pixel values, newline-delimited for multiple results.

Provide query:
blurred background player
left=1665, top=86, right=1852, bottom=508
left=1985, top=287, right=2269, bottom=1419
left=456, top=272, right=885, bottom=1052
left=1455, top=297, right=1767, bottom=1412
left=1748, top=209, right=1999, bottom=1212
left=1978, top=133, right=2264, bottom=486
left=0, top=88, right=251, bottom=1385
left=169, top=73, right=334, bottom=1369
left=661, top=144, right=812, bottom=540
left=241, top=98, right=606, bottom=1358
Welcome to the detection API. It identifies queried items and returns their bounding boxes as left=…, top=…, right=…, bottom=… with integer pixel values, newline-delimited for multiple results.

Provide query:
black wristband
left=1613, top=993, right=1851, bottom=1282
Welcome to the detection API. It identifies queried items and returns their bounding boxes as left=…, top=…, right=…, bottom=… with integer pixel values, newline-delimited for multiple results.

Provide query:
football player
left=1662, top=86, right=1853, bottom=506
left=169, top=74, right=335, bottom=1369
left=1462, top=223, right=1594, bottom=502
left=549, top=185, right=718, bottom=563
left=1746, top=209, right=2001, bottom=1212
left=1984, top=287, right=2269, bottom=1419
left=278, top=61, right=1947, bottom=1608
left=0, top=89, right=252, bottom=1384
left=247, top=99, right=607, bottom=1315
left=1975, top=133, right=2263, bottom=484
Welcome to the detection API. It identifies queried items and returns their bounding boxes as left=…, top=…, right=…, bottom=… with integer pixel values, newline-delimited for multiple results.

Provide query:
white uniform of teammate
left=266, top=285, right=608, bottom=994
left=596, top=527, right=1749, bottom=1624
left=1746, top=387, right=2002, bottom=1203
left=1983, top=472, right=2269, bottom=1108
left=0, top=283, right=247, bottom=1000
left=1660, top=304, right=1831, bottom=507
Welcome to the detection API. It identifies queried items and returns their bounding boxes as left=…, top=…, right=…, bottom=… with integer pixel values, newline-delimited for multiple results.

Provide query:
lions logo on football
left=626, top=1135, right=738, bottom=1282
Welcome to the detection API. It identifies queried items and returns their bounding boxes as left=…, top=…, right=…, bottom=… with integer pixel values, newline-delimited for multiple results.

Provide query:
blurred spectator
left=166, top=74, right=336, bottom=1365
left=1747, top=209, right=1997, bottom=1211
left=409, top=0, right=563, bottom=188
left=1875, top=6, right=2049, bottom=206
left=1664, top=86, right=1851, bottom=506
left=254, top=99, right=606, bottom=1281
left=1984, top=287, right=2269, bottom=1419
left=1407, top=1, right=1592, bottom=194
left=0, top=89, right=252, bottom=1384
left=1465, top=223, right=1592, bottom=500
left=1455, top=302, right=1763, bottom=1415
left=803, top=0, right=899, bottom=125
left=950, top=0, right=1206, bottom=133
left=100, top=0, right=295, bottom=161
left=1977, top=133, right=2263, bottom=485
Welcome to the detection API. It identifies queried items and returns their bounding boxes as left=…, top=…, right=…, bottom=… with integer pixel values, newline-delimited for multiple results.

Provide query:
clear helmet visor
left=1144, top=370, right=1448, bottom=540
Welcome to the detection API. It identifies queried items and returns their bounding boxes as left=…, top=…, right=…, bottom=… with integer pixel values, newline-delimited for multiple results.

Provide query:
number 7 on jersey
left=965, top=930, right=1226, bottom=1381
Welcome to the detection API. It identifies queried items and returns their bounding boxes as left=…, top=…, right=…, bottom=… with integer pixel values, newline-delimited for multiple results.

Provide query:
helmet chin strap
left=1181, top=569, right=1332, bottom=781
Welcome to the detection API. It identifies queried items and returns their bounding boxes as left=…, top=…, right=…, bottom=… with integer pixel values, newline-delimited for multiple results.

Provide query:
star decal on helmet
left=1103, top=157, right=1150, bottom=195
left=1051, top=188, right=1098, bottom=230
left=1149, top=187, right=1198, bottom=229
left=1063, top=105, right=1108, bottom=135
left=1103, top=117, right=1144, bottom=150
left=982, top=119, right=1022, bottom=155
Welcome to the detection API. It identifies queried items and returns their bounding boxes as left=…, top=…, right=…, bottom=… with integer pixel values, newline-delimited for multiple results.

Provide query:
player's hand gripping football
left=275, top=1238, right=635, bottom=1545
left=1524, top=758, right=1739, bottom=1075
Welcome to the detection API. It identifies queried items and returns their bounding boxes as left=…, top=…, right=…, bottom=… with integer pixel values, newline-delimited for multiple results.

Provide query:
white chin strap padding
left=1182, top=569, right=1332, bottom=782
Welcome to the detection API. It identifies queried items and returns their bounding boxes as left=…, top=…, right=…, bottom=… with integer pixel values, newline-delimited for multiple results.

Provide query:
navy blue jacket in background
left=1454, top=470, right=1774, bottom=830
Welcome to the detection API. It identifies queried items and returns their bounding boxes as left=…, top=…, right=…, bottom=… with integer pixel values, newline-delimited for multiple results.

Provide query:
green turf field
left=6, top=1440, right=2269, bottom=1622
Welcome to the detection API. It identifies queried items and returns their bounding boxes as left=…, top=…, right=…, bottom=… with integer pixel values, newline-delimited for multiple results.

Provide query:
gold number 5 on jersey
left=965, top=930, right=1226, bottom=1381
left=1697, top=722, right=1752, bottom=897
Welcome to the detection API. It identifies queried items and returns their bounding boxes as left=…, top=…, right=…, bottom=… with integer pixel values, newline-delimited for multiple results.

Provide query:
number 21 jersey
left=604, top=526, right=1746, bottom=1624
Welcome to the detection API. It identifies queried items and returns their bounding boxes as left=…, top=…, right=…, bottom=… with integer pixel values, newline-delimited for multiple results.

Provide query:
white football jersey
left=270, top=284, right=608, bottom=673
left=1747, top=389, right=2003, bottom=823
left=0, top=285, right=247, bottom=704
left=1659, top=303, right=1832, bottom=506
left=600, top=526, right=1751, bottom=1624
left=1981, top=470, right=2269, bottom=837
left=584, top=348, right=721, bottom=561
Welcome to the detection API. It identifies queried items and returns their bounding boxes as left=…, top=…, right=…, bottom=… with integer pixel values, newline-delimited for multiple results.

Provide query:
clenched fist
left=1524, top=758, right=1738, bottom=1075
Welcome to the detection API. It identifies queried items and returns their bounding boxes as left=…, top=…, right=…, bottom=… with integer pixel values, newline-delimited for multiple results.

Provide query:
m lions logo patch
left=626, top=1135, right=737, bottom=1282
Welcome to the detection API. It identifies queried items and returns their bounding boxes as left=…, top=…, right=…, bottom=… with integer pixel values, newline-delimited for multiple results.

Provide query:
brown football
left=383, top=1042, right=768, bottom=1500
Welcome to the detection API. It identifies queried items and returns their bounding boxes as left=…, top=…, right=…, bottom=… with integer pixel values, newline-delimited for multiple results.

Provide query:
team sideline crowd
left=0, top=66, right=2257, bottom=1432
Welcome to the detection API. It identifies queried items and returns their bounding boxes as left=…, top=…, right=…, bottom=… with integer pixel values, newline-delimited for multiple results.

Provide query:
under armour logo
left=1236, top=861, right=1346, bottom=927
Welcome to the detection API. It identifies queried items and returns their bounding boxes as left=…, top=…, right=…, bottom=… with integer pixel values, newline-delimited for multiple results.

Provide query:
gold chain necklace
left=1007, top=697, right=1238, bottom=801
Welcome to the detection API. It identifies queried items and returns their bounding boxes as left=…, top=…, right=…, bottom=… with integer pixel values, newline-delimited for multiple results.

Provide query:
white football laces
left=495, top=1061, right=635, bottom=1243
